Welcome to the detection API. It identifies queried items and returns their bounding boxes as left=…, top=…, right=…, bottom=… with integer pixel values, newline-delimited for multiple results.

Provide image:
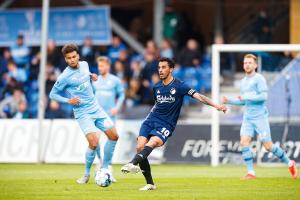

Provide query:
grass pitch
left=0, top=164, right=299, bottom=200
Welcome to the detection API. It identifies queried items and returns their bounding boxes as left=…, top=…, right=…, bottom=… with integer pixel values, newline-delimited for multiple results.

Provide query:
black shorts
left=139, top=119, right=174, bottom=144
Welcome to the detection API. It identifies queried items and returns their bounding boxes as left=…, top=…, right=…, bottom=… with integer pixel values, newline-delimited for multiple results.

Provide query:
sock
left=139, top=158, right=154, bottom=185
left=271, top=145, right=290, bottom=165
left=85, top=147, right=96, bottom=176
left=96, top=144, right=101, bottom=159
left=131, top=146, right=153, bottom=165
left=241, top=147, right=254, bottom=174
left=102, top=140, right=117, bottom=169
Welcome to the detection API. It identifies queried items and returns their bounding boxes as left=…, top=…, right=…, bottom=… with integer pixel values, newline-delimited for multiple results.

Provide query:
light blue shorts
left=240, top=117, right=272, bottom=142
left=76, top=113, right=114, bottom=135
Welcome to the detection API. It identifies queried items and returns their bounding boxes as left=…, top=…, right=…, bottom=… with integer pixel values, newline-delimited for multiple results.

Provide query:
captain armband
left=188, top=89, right=196, bottom=96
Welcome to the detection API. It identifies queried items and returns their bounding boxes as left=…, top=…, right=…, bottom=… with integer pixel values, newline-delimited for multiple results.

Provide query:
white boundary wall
left=211, top=44, right=300, bottom=166
left=0, top=119, right=163, bottom=163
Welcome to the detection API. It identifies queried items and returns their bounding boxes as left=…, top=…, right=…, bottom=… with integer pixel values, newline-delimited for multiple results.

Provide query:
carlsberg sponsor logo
left=157, top=95, right=175, bottom=103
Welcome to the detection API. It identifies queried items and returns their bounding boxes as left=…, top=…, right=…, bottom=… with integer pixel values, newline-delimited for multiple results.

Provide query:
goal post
left=211, top=44, right=300, bottom=167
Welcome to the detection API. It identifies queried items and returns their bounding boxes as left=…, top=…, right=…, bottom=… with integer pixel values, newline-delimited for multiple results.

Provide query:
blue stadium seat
left=268, top=56, right=300, bottom=116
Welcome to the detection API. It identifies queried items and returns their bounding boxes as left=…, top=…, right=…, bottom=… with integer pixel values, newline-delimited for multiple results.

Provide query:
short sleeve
left=180, top=82, right=196, bottom=97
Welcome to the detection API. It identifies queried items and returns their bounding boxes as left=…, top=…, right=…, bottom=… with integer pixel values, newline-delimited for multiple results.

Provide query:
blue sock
left=102, top=140, right=117, bottom=169
left=271, top=145, right=290, bottom=165
left=95, top=144, right=101, bottom=160
left=85, top=147, right=96, bottom=176
left=242, top=147, right=254, bottom=173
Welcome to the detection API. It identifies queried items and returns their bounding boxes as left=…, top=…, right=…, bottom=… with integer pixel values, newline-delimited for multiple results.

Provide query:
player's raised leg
left=133, top=136, right=163, bottom=165
left=122, top=136, right=163, bottom=190
left=77, top=132, right=99, bottom=184
left=122, top=136, right=163, bottom=174
left=240, top=135, right=256, bottom=180
left=121, top=136, right=147, bottom=174
left=263, top=141, right=297, bottom=179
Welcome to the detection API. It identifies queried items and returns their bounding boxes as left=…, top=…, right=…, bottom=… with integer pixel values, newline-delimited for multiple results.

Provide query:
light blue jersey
left=49, top=61, right=114, bottom=134
left=228, top=73, right=268, bottom=120
left=228, top=73, right=271, bottom=142
left=92, top=73, right=125, bottom=121
left=49, top=61, right=107, bottom=119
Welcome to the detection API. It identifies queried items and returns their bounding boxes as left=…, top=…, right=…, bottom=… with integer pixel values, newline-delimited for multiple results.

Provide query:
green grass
left=0, top=164, right=299, bottom=200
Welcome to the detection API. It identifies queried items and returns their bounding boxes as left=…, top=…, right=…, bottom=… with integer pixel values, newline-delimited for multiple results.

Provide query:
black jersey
left=147, top=78, right=196, bottom=129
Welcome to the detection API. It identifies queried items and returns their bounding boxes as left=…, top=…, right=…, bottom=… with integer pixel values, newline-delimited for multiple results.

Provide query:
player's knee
left=147, top=140, right=161, bottom=148
left=106, top=128, right=119, bottom=141
left=263, top=142, right=273, bottom=151
left=110, top=133, right=119, bottom=141
left=88, top=140, right=98, bottom=150
left=86, top=133, right=99, bottom=148
left=240, top=140, right=250, bottom=147
left=91, top=142, right=98, bottom=149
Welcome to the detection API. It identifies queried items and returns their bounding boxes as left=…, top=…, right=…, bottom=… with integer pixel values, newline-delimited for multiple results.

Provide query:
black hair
left=61, top=43, right=79, bottom=56
left=158, top=57, right=175, bottom=68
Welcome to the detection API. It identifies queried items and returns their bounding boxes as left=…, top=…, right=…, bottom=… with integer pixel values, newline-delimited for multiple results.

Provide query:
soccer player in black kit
left=121, top=57, right=227, bottom=190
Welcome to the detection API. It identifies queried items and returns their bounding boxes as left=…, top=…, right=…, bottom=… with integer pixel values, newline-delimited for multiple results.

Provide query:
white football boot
left=139, top=184, right=157, bottom=191
left=121, top=163, right=141, bottom=174
left=76, top=174, right=90, bottom=184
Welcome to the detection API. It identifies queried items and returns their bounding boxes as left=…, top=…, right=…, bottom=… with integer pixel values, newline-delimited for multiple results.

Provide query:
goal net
left=211, top=44, right=300, bottom=166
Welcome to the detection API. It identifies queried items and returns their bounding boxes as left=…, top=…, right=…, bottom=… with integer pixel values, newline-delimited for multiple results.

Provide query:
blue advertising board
left=0, top=6, right=112, bottom=46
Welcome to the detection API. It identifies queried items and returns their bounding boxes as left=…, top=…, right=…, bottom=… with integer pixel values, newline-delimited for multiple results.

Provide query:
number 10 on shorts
left=161, top=127, right=170, bottom=138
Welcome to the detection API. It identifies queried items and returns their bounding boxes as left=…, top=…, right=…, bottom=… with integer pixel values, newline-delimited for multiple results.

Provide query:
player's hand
left=216, top=104, right=227, bottom=113
left=68, top=97, right=80, bottom=105
left=111, top=108, right=119, bottom=116
left=90, top=73, right=98, bottom=81
left=237, top=95, right=243, bottom=101
left=222, top=96, right=228, bottom=104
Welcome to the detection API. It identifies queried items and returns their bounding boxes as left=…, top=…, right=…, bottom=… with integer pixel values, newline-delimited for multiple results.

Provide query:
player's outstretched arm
left=193, top=92, right=227, bottom=113
left=222, top=96, right=245, bottom=106
left=239, top=91, right=267, bottom=102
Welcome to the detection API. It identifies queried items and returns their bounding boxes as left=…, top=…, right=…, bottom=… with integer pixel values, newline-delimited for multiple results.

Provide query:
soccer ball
left=95, top=169, right=112, bottom=187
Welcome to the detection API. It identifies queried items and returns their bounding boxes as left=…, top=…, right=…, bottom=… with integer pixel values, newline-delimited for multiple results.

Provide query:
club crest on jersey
left=170, top=88, right=176, bottom=95
left=76, top=81, right=89, bottom=91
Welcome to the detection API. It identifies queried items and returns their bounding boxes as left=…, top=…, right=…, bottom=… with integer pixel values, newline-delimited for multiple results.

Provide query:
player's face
left=158, top=61, right=173, bottom=80
left=64, top=51, right=80, bottom=68
left=243, top=57, right=257, bottom=74
left=98, top=61, right=110, bottom=75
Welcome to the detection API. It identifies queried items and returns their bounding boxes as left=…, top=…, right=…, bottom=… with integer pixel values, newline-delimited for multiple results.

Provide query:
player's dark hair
left=61, top=44, right=79, bottom=56
left=17, top=34, right=24, bottom=39
left=158, top=57, right=175, bottom=68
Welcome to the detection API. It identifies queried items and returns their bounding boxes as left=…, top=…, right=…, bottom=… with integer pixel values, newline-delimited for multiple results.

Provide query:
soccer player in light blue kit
left=49, top=44, right=119, bottom=184
left=223, top=54, right=297, bottom=180
left=93, top=56, right=125, bottom=182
